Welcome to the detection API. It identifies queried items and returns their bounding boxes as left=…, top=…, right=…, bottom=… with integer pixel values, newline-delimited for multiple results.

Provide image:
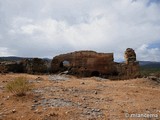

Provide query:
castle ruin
left=0, top=48, right=139, bottom=79
left=51, top=48, right=139, bottom=79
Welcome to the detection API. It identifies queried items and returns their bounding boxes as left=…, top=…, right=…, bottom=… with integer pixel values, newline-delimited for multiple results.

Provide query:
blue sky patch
left=148, top=0, right=160, bottom=5
left=148, top=42, right=160, bottom=49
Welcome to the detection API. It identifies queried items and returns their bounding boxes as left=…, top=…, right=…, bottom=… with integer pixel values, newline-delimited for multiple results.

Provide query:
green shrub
left=6, top=76, right=32, bottom=96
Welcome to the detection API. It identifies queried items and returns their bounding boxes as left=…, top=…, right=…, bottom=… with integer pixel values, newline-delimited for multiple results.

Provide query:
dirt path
left=0, top=74, right=160, bottom=120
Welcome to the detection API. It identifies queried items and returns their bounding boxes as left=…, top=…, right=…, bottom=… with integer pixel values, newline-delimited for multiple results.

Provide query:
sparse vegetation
left=140, top=67, right=160, bottom=77
left=1, top=74, right=160, bottom=119
left=6, top=76, right=33, bottom=96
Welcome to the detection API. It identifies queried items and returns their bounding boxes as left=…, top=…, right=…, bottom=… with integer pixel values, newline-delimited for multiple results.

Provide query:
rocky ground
left=0, top=73, right=160, bottom=120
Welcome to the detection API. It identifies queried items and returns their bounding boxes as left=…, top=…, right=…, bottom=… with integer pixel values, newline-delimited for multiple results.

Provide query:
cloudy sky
left=0, top=0, right=160, bottom=61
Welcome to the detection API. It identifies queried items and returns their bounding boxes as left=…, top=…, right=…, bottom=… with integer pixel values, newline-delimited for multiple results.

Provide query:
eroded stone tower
left=124, top=48, right=136, bottom=64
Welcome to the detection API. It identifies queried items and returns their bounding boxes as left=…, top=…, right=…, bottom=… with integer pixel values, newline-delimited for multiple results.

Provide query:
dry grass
left=6, top=76, right=33, bottom=96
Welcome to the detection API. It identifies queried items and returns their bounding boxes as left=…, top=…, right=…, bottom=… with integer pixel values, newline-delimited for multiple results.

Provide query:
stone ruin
left=21, top=58, right=49, bottom=74
left=51, top=48, right=140, bottom=79
left=0, top=48, right=140, bottom=79
left=51, top=51, right=116, bottom=77
left=124, top=48, right=136, bottom=64
left=0, top=58, right=50, bottom=74
left=113, top=48, right=139, bottom=79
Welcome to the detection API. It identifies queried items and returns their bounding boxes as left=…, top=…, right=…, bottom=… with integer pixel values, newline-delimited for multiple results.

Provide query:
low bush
left=6, top=76, right=32, bottom=96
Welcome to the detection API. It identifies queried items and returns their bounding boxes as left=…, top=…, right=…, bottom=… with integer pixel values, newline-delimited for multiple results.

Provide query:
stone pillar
left=124, top=48, right=140, bottom=78
left=124, top=48, right=136, bottom=64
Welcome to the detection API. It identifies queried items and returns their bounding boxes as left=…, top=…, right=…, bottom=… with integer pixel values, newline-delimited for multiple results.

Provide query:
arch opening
left=60, top=60, right=70, bottom=68
left=91, top=71, right=100, bottom=77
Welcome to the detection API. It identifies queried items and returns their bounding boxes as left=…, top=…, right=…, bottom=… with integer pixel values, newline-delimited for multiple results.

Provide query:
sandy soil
left=0, top=73, right=160, bottom=120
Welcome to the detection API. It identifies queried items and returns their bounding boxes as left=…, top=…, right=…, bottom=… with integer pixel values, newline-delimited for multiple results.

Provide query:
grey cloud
left=0, top=0, right=160, bottom=61
left=136, top=44, right=160, bottom=61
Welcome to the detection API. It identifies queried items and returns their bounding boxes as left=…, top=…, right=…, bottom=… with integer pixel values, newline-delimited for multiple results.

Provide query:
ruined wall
left=0, top=58, right=50, bottom=74
left=114, top=48, right=140, bottom=79
left=115, top=62, right=139, bottom=79
left=0, top=49, right=140, bottom=79
left=21, top=58, right=49, bottom=74
left=51, top=51, right=116, bottom=77
left=51, top=49, right=140, bottom=79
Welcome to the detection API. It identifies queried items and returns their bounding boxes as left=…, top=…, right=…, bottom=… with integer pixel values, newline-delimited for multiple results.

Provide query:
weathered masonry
left=51, top=48, right=140, bottom=79
left=51, top=51, right=116, bottom=77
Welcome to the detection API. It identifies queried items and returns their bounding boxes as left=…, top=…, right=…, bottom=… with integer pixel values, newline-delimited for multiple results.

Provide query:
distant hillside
left=139, top=61, right=160, bottom=69
left=0, top=56, right=25, bottom=61
left=139, top=61, right=160, bottom=76
left=0, top=57, right=52, bottom=62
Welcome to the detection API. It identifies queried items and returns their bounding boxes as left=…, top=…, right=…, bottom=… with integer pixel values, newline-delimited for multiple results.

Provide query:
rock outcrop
left=0, top=63, right=7, bottom=73
left=0, top=61, right=23, bottom=73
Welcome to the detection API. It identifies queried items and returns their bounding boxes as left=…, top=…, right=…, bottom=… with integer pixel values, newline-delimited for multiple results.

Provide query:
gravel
left=48, top=75, right=69, bottom=81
